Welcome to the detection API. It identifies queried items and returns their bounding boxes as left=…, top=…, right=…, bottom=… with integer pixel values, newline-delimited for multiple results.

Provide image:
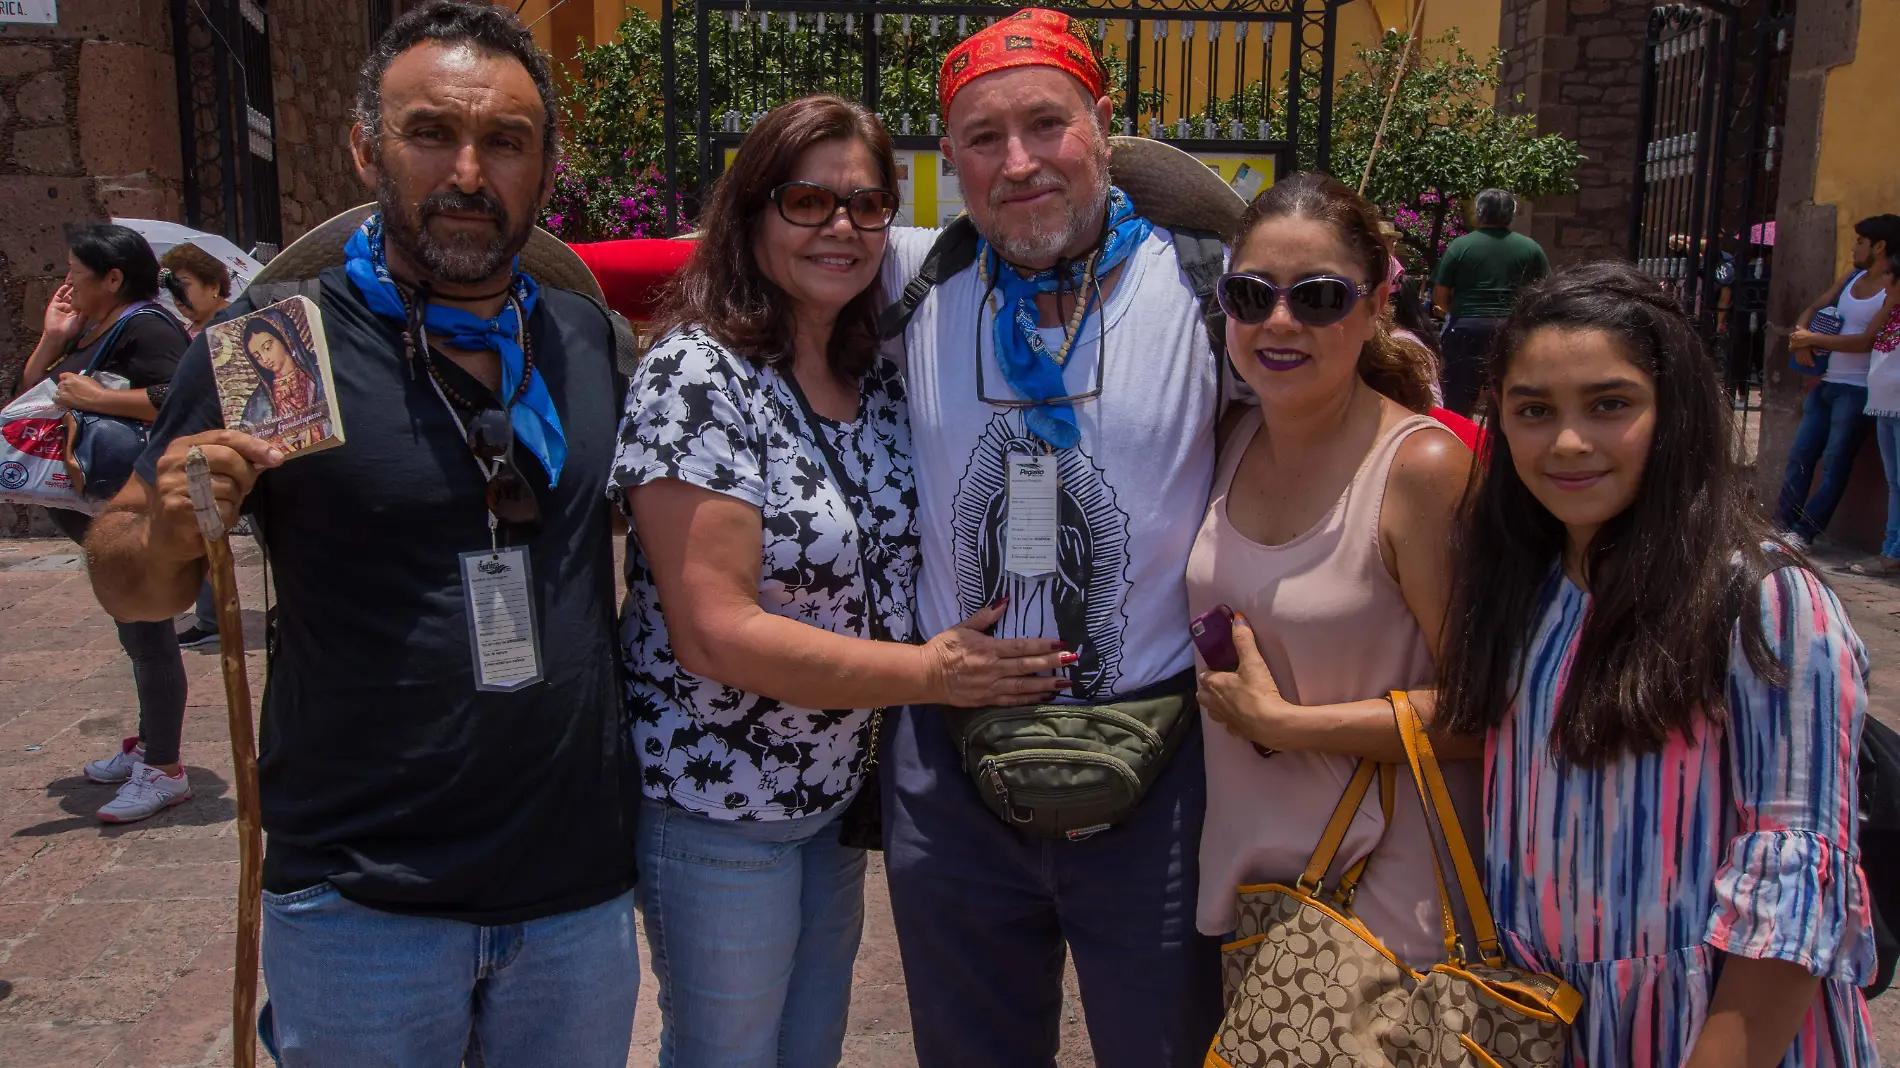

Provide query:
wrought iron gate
left=171, top=0, right=284, bottom=256
left=1630, top=0, right=1795, bottom=406
left=661, top=0, right=1344, bottom=233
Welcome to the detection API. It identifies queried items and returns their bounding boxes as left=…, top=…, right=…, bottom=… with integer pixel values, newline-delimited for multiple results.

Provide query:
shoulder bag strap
left=83, top=305, right=172, bottom=376
left=1393, top=690, right=1501, bottom=966
left=1296, top=758, right=1380, bottom=894
left=1332, top=762, right=1397, bottom=902
left=777, top=371, right=893, bottom=646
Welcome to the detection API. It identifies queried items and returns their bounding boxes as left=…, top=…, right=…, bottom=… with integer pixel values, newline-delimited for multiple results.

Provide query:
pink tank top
left=1186, top=408, right=1482, bottom=968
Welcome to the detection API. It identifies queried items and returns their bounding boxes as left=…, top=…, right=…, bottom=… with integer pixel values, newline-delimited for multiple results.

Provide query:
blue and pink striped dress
left=1485, top=565, right=1878, bottom=1068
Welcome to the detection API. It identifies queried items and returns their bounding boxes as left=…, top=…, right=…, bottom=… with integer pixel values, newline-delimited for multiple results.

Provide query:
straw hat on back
left=1107, top=136, right=1247, bottom=241
left=249, top=203, right=605, bottom=301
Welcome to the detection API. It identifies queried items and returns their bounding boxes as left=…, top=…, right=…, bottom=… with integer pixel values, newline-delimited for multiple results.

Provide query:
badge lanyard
left=418, top=307, right=545, bottom=693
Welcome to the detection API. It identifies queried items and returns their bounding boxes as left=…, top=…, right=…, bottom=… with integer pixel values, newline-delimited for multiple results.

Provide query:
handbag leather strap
left=1334, top=763, right=1395, bottom=901
left=1296, top=758, right=1396, bottom=899
left=1298, top=759, right=1377, bottom=892
left=1392, top=691, right=1505, bottom=966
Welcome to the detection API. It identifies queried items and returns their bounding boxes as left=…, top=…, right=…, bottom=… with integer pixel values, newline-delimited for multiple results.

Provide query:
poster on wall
left=0, top=0, right=56, bottom=23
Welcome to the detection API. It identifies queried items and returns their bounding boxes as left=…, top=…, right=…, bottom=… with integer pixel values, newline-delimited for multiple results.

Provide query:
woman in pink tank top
left=1187, top=174, right=1481, bottom=969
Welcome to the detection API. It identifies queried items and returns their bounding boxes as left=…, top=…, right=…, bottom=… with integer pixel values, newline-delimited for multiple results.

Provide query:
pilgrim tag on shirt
left=1006, top=453, right=1060, bottom=577
left=459, top=548, right=544, bottom=692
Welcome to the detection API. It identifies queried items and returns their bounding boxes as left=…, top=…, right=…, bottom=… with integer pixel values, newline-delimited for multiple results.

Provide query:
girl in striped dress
left=1436, top=262, right=1878, bottom=1068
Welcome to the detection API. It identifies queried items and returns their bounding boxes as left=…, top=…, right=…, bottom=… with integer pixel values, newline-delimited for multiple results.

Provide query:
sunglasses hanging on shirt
left=397, top=285, right=545, bottom=538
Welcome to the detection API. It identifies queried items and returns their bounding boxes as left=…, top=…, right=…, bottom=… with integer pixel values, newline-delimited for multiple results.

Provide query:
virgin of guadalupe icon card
left=204, top=295, right=345, bottom=457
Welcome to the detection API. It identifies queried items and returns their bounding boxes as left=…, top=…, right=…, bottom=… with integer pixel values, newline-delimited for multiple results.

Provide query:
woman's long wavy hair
left=1435, top=261, right=1795, bottom=764
left=653, top=95, right=897, bottom=380
left=1229, top=173, right=1438, bottom=412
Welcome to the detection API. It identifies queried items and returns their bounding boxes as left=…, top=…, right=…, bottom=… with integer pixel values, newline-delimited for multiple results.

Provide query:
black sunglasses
left=768, top=182, right=899, bottom=232
left=467, top=406, right=541, bottom=531
left=1215, top=272, right=1373, bottom=328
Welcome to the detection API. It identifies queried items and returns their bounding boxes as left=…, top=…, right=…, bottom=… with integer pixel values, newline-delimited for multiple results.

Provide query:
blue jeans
left=637, top=798, right=867, bottom=1068
left=1878, top=416, right=1900, bottom=559
left=194, top=578, right=218, bottom=634
left=884, top=706, right=1222, bottom=1068
left=257, top=884, right=639, bottom=1068
left=1775, top=381, right=1872, bottom=541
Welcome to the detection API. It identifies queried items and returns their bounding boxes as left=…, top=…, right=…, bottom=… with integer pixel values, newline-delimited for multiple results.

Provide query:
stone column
left=1495, top=0, right=1648, bottom=267
left=1753, top=1, right=1868, bottom=542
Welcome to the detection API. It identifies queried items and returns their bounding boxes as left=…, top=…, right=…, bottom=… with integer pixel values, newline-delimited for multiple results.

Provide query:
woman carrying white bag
left=13, top=222, right=195, bottom=824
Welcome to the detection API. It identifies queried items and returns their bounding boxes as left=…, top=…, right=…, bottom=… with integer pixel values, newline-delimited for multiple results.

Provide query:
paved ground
left=0, top=534, right=1892, bottom=1067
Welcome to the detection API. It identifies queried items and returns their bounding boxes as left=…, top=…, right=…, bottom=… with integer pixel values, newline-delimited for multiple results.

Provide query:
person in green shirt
left=1431, top=189, right=1550, bottom=414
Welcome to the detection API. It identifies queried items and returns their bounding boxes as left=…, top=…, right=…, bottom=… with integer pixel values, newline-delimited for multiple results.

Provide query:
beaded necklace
left=977, top=249, right=1101, bottom=370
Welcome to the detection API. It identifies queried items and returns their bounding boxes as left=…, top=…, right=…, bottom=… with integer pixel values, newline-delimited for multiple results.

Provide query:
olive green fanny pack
left=943, top=670, right=1197, bottom=841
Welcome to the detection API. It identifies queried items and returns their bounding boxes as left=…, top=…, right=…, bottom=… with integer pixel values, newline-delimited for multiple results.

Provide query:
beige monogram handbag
left=1207, top=693, right=1582, bottom=1068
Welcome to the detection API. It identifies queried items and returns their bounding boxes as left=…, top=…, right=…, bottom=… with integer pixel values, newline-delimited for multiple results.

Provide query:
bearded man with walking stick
left=81, top=2, right=640, bottom=1064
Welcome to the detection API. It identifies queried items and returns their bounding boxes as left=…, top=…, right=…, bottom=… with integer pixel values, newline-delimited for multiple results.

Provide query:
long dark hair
left=1230, top=173, right=1437, bottom=412
left=1436, top=261, right=1792, bottom=764
left=654, top=95, right=897, bottom=380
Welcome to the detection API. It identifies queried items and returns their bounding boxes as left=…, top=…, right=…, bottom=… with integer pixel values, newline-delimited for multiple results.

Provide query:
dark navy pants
left=882, top=704, right=1222, bottom=1068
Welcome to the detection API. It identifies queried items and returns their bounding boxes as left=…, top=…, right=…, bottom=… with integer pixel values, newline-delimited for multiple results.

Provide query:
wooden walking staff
left=184, top=445, right=263, bottom=1068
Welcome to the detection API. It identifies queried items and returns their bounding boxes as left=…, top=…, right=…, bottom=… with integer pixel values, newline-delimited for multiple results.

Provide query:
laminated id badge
left=459, top=547, right=544, bottom=692
left=1006, top=453, right=1059, bottom=577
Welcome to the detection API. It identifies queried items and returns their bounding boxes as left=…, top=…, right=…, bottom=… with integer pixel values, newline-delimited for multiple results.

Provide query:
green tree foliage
left=1315, top=29, right=1584, bottom=270
left=550, top=4, right=1159, bottom=238
left=548, top=14, right=1581, bottom=258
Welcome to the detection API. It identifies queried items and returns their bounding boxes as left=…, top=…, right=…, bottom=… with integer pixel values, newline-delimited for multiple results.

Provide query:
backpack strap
left=877, top=215, right=981, bottom=341
left=244, top=277, right=325, bottom=310
left=568, top=291, right=642, bottom=380
left=1169, top=227, right=1228, bottom=362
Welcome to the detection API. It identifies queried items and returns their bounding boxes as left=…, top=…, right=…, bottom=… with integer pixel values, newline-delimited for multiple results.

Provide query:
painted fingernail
left=988, top=595, right=1008, bottom=609
left=1059, top=652, right=1080, bottom=666
left=1055, top=678, right=1073, bottom=688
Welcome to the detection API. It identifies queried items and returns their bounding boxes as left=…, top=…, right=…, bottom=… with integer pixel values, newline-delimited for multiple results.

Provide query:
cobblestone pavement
left=0, top=536, right=1892, bottom=1066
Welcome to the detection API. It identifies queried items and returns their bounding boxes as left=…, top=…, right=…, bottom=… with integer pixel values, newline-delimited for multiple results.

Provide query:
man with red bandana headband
left=878, top=9, right=1225, bottom=1064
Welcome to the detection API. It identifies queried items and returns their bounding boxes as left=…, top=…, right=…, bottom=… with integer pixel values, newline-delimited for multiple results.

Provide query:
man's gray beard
left=374, top=172, right=531, bottom=286
left=983, top=136, right=1113, bottom=267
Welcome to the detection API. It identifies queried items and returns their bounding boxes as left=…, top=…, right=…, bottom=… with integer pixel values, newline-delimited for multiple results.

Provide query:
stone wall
left=0, top=0, right=371, bottom=534
left=1495, top=0, right=1649, bottom=266
left=0, top=2, right=181, bottom=534
left=1753, top=0, right=1873, bottom=546
left=269, top=0, right=376, bottom=243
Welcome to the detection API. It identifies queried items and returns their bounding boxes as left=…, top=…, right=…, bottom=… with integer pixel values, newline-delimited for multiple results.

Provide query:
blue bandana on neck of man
left=343, top=215, right=567, bottom=485
left=981, top=186, right=1153, bottom=450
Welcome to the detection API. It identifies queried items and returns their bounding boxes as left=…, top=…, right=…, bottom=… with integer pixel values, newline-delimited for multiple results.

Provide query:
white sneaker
left=1784, top=532, right=1810, bottom=551
left=96, top=763, right=192, bottom=824
left=83, top=737, right=146, bottom=784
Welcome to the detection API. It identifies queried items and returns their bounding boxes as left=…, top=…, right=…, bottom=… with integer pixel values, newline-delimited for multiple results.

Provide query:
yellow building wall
left=1336, top=0, right=1498, bottom=60
left=1814, top=0, right=1900, bottom=274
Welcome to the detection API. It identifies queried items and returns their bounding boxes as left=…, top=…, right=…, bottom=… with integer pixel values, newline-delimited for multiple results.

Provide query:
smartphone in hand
left=1190, top=605, right=1239, bottom=672
left=1190, top=604, right=1276, bottom=758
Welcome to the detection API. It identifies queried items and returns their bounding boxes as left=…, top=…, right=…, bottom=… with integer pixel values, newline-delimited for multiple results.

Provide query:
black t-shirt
left=137, top=267, right=637, bottom=924
left=53, top=308, right=188, bottom=387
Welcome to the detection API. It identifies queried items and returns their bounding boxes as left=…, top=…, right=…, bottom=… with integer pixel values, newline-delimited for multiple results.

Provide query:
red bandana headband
left=939, top=8, right=1109, bottom=117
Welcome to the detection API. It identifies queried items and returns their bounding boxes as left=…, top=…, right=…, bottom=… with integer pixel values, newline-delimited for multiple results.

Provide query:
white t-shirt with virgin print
left=880, top=226, right=1222, bottom=700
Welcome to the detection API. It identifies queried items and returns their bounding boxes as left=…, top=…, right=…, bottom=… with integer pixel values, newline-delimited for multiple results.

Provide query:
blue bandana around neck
left=980, top=186, right=1153, bottom=450
left=343, top=215, right=567, bottom=485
